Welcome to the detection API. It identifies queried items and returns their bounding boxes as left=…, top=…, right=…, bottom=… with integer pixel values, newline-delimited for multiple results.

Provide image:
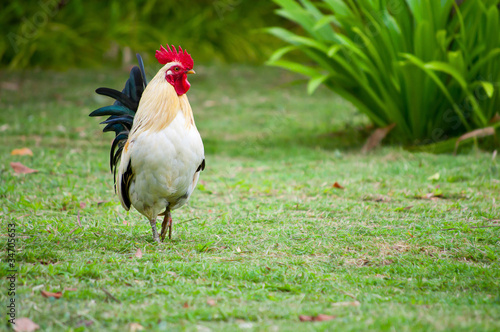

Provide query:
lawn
left=1, top=64, right=499, bottom=331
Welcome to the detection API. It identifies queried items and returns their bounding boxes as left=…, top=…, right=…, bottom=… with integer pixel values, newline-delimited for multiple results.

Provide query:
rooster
left=90, top=45, right=205, bottom=242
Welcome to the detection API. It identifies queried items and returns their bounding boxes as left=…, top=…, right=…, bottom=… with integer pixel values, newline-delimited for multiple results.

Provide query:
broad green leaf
left=479, top=81, right=494, bottom=98
left=307, top=74, right=329, bottom=95
left=314, top=15, right=339, bottom=30
left=399, top=53, right=471, bottom=131
left=265, top=27, right=303, bottom=45
left=322, top=0, right=351, bottom=17
left=424, top=61, right=467, bottom=90
left=327, top=44, right=342, bottom=57
left=268, top=45, right=299, bottom=63
left=267, top=59, right=319, bottom=78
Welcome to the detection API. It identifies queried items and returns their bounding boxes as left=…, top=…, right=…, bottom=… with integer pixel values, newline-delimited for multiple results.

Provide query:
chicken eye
left=174, top=67, right=180, bottom=72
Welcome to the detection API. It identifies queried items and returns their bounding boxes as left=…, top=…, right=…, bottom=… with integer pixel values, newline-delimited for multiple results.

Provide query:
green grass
left=1, top=64, right=499, bottom=331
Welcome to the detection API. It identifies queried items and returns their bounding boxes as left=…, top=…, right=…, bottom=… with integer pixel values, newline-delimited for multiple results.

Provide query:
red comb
left=155, top=44, right=194, bottom=69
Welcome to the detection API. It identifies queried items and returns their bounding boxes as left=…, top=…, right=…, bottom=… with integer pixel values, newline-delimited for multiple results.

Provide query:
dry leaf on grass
left=75, top=320, right=93, bottom=328
left=427, top=172, right=440, bottom=181
left=129, top=322, right=144, bottom=332
left=422, top=192, right=443, bottom=200
left=135, top=248, right=143, bottom=258
left=454, top=127, right=495, bottom=155
left=11, top=148, right=33, bottom=156
left=331, top=301, right=360, bottom=307
left=10, top=162, right=38, bottom=174
left=40, top=290, right=62, bottom=299
left=13, top=317, right=39, bottom=332
left=299, top=314, right=336, bottom=322
left=101, top=288, right=121, bottom=303
left=165, top=271, right=178, bottom=277
left=183, top=302, right=189, bottom=308
left=207, top=298, right=216, bottom=306
left=76, top=211, right=82, bottom=227
left=362, top=123, right=396, bottom=153
left=332, top=182, right=344, bottom=189
left=1, top=82, right=19, bottom=91
left=489, top=113, right=500, bottom=124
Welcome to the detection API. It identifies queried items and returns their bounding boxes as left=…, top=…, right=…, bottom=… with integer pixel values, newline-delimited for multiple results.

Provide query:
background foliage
left=0, top=0, right=284, bottom=69
left=268, top=0, right=500, bottom=144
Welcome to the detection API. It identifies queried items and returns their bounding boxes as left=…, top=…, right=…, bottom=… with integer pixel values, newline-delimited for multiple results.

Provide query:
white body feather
left=117, top=62, right=204, bottom=221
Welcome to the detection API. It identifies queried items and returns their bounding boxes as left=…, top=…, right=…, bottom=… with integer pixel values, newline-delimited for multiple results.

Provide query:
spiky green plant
left=267, top=0, right=500, bottom=143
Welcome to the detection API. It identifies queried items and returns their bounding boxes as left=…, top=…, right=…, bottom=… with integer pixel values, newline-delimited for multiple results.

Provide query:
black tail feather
left=90, top=54, right=147, bottom=177
left=90, top=105, right=136, bottom=118
left=95, top=88, right=138, bottom=110
left=136, top=53, right=148, bottom=86
left=100, top=115, right=134, bottom=128
left=103, top=123, right=126, bottom=134
left=110, top=132, right=129, bottom=172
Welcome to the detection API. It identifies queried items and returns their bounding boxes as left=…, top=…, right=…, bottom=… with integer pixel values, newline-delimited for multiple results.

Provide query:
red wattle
left=166, top=73, right=191, bottom=96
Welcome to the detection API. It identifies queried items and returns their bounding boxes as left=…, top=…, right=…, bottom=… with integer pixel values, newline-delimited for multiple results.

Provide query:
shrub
left=267, top=0, right=500, bottom=144
left=0, top=0, right=282, bottom=68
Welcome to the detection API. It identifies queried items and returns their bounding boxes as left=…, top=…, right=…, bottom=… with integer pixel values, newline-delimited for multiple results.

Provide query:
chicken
left=90, top=44, right=205, bottom=242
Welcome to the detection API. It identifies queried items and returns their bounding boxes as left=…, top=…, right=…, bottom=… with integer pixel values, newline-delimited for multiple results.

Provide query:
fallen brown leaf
left=207, top=298, right=216, bottom=306
left=101, top=288, right=121, bottom=303
left=183, top=302, right=189, bottom=308
left=422, top=192, right=443, bottom=200
left=362, top=123, right=396, bottom=153
left=13, top=317, right=39, bottom=332
left=11, top=148, right=33, bottom=156
left=299, top=314, right=336, bottom=322
left=454, top=127, right=495, bottom=155
left=135, top=248, right=143, bottom=258
left=10, top=162, right=38, bottom=174
left=1, top=82, right=19, bottom=91
left=332, top=182, right=344, bottom=189
left=331, top=301, right=360, bottom=307
left=489, top=113, right=500, bottom=124
left=40, top=290, right=62, bottom=299
left=129, top=322, right=144, bottom=332
left=75, top=320, right=93, bottom=328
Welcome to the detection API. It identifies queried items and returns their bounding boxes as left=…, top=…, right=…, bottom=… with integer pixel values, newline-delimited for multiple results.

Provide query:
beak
left=186, top=69, right=195, bottom=75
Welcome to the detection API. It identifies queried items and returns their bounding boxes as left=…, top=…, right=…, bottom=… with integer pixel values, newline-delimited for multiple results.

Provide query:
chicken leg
left=150, top=218, right=160, bottom=243
left=160, top=209, right=173, bottom=241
